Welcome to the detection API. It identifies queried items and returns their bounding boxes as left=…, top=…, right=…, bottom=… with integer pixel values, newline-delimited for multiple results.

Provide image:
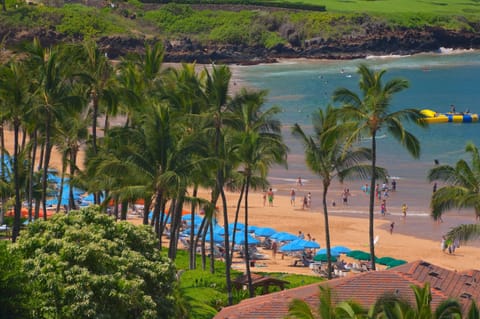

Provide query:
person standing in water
left=402, top=203, right=408, bottom=218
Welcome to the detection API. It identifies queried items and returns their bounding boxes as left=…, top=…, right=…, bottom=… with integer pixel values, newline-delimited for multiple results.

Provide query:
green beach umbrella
left=313, top=253, right=337, bottom=262
left=376, top=256, right=397, bottom=265
left=347, top=250, right=371, bottom=260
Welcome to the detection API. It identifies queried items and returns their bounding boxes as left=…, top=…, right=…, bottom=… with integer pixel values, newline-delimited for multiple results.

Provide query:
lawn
left=278, top=0, right=480, bottom=15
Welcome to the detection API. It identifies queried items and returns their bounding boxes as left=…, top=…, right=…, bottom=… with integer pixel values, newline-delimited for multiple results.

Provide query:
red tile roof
left=214, top=260, right=480, bottom=319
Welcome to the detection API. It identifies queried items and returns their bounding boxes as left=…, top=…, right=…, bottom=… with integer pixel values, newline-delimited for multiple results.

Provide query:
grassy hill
left=1, top=0, right=479, bottom=63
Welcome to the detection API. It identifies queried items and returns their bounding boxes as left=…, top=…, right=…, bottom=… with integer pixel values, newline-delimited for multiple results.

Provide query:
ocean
left=234, top=50, right=480, bottom=220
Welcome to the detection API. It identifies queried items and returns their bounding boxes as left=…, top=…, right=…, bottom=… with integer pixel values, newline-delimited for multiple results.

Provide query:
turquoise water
left=235, top=51, right=480, bottom=214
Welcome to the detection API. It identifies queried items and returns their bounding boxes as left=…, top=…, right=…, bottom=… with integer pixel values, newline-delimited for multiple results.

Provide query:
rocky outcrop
left=3, top=24, right=480, bottom=64
left=158, top=26, right=480, bottom=64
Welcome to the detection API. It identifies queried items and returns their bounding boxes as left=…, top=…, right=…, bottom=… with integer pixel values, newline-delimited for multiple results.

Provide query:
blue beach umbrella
left=303, top=240, right=320, bottom=249
left=229, top=232, right=259, bottom=245
left=254, top=227, right=277, bottom=237
left=229, top=222, right=245, bottom=230
left=331, top=245, right=351, bottom=254
left=279, top=240, right=305, bottom=252
left=316, top=248, right=340, bottom=257
left=273, top=232, right=298, bottom=242
left=213, top=224, right=224, bottom=235
left=248, top=225, right=259, bottom=233
left=205, top=232, right=224, bottom=243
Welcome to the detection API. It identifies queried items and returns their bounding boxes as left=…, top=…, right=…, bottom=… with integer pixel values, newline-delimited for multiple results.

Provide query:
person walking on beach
left=302, top=195, right=308, bottom=210
left=342, top=188, right=350, bottom=206
left=402, top=203, right=408, bottom=218
left=391, top=180, right=396, bottom=192
left=267, top=188, right=274, bottom=207
left=297, top=176, right=303, bottom=187
left=272, top=241, right=278, bottom=259
left=380, top=200, right=387, bottom=216
left=390, top=221, right=395, bottom=234
left=290, top=188, right=296, bottom=206
left=262, top=191, right=267, bottom=207
left=307, top=192, right=312, bottom=208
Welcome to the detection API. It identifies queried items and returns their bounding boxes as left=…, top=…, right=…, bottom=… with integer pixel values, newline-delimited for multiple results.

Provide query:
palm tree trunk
left=219, top=186, right=233, bottom=304
left=120, top=200, right=128, bottom=220
left=230, top=182, right=246, bottom=262
left=42, top=121, right=53, bottom=221
left=0, top=122, right=5, bottom=226
left=244, top=175, right=254, bottom=297
left=369, top=134, right=377, bottom=271
left=209, top=220, right=215, bottom=274
left=69, top=148, right=78, bottom=211
left=56, top=157, right=66, bottom=214
left=322, top=181, right=333, bottom=279
left=27, top=130, right=37, bottom=221
left=92, top=95, right=98, bottom=154
left=12, top=123, right=22, bottom=242
left=189, top=187, right=198, bottom=269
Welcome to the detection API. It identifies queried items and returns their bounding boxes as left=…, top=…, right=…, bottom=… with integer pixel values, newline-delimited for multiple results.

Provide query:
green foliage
left=55, top=4, right=129, bottom=37
left=0, top=241, right=30, bottom=318
left=13, top=206, right=180, bottom=319
left=0, top=4, right=131, bottom=37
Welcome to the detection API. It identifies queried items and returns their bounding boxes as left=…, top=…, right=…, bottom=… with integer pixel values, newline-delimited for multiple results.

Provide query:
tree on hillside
left=333, top=64, right=426, bottom=270
left=13, top=206, right=185, bottom=319
left=292, top=105, right=375, bottom=279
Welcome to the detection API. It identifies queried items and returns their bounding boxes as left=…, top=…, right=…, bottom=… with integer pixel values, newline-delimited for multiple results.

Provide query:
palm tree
left=287, top=285, right=366, bottom=319
left=292, top=105, right=376, bottom=279
left=0, top=60, right=32, bottom=241
left=27, top=39, right=84, bottom=220
left=333, top=64, right=426, bottom=270
left=370, top=283, right=462, bottom=319
left=76, top=40, right=116, bottom=155
left=428, top=142, right=480, bottom=243
left=230, top=88, right=288, bottom=297
left=429, top=142, right=480, bottom=221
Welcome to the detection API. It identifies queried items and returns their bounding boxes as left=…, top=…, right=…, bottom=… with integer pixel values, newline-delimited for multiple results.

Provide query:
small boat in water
left=420, top=109, right=479, bottom=123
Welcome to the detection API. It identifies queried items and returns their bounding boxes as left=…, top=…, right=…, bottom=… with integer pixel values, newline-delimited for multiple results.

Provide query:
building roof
left=214, top=260, right=480, bottom=319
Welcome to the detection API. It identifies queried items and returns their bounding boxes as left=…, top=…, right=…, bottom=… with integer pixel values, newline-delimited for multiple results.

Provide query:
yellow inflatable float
left=420, top=109, right=479, bottom=124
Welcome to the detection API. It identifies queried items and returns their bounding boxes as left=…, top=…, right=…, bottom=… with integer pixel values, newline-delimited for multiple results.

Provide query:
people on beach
left=342, top=188, right=350, bottom=205
left=298, top=230, right=304, bottom=239
left=262, top=191, right=267, bottom=207
left=380, top=200, right=387, bottom=216
left=402, top=203, right=408, bottom=218
left=297, top=176, right=303, bottom=187
left=267, top=188, right=274, bottom=207
left=307, top=192, right=312, bottom=208
left=271, top=241, right=278, bottom=259
left=302, top=195, right=308, bottom=210
left=290, top=188, right=296, bottom=206
left=332, top=199, right=336, bottom=207
left=391, top=180, right=396, bottom=192
left=390, top=221, right=395, bottom=234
